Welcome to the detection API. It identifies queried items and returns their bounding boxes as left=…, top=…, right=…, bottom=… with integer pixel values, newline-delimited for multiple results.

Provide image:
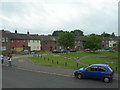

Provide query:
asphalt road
left=2, top=66, right=118, bottom=88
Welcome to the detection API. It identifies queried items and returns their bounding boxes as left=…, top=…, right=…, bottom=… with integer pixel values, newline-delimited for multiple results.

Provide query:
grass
left=29, top=55, right=86, bottom=69
left=80, top=56, right=118, bottom=73
left=59, top=51, right=118, bottom=58
left=29, top=50, right=119, bottom=73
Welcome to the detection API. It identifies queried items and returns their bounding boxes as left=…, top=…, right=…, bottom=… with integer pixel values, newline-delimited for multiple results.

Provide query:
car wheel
left=103, top=77, right=110, bottom=83
left=77, top=74, right=83, bottom=79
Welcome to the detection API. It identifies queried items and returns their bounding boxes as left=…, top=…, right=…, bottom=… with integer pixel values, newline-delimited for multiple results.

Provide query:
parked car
left=60, top=49, right=67, bottom=53
left=21, top=50, right=30, bottom=54
left=104, top=48, right=110, bottom=50
left=52, top=50, right=61, bottom=53
left=74, top=64, right=114, bottom=83
left=70, top=49, right=77, bottom=52
left=84, top=49, right=92, bottom=51
left=92, top=48, right=98, bottom=51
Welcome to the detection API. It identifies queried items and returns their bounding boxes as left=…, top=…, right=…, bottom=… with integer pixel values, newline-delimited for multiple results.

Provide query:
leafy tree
left=111, top=32, right=115, bottom=37
left=71, top=29, right=84, bottom=36
left=83, top=36, right=102, bottom=49
left=89, top=33, right=101, bottom=37
left=52, top=30, right=63, bottom=36
left=58, top=32, right=75, bottom=49
left=101, top=32, right=111, bottom=37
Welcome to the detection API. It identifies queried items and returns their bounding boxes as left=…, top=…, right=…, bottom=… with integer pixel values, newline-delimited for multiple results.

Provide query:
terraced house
left=102, top=37, right=118, bottom=49
left=0, top=30, right=42, bottom=54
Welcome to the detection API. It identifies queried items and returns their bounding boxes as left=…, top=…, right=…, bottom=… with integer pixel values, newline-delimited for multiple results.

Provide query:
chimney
left=15, top=30, right=17, bottom=34
left=27, top=31, right=29, bottom=35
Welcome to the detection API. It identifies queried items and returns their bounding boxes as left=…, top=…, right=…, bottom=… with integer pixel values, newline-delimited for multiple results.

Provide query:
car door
left=83, top=66, right=100, bottom=79
left=97, top=66, right=107, bottom=79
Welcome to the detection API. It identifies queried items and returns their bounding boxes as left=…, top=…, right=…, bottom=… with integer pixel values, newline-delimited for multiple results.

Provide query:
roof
left=39, top=35, right=56, bottom=41
left=75, top=36, right=84, bottom=41
left=90, top=64, right=109, bottom=67
left=102, top=37, right=118, bottom=41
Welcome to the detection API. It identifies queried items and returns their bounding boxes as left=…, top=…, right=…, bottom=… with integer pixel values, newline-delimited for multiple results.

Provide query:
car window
left=86, top=66, right=98, bottom=71
left=108, top=66, right=113, bottom=72
left=98, top=67, right=106, bottom=72
left=90, top=66, right=98, bottom=71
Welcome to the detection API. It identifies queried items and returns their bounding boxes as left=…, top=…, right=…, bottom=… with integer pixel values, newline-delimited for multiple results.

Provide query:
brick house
left=40, top=35, right=57, bottom=51
left=0, top=30, right=11, bottom=54
left=75, top=36, right=84, bottom=50
left=102, top=37, right=118, bottom=49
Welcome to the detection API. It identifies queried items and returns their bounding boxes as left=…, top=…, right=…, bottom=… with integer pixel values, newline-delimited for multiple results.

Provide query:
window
left=98, top=67, right=106, bottom=72
left=11, top=40, right=14, bottom=43
left=89, top=67, right=98, bottom=71
left=33, top=40, right=35, bottom=43
left=2, top=38, right=5, bottom=42
left=2, top=46, right=6, bottom=50
left=6, top=37, right=8, bottom=42
left=28, top=40, right=30, bottom=43
left=18, top=40, right=20, bottom=43
left=23, top=40, right=26, bottom=43
left=37, top=46, right=39, bottom=49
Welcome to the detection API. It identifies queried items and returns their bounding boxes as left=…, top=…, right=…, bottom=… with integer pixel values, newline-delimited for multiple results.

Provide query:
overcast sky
left=0, top=0, right=119, bottom=35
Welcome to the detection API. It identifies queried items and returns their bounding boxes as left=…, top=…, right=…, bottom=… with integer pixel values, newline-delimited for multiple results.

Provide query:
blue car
left=74, top=64, right=114, bottom=83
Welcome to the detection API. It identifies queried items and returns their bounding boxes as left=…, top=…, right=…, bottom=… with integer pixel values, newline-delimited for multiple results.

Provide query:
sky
left=0, top=0, right=119, bottom=35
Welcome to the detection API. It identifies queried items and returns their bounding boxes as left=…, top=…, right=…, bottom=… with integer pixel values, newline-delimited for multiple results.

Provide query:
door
left=83, top=66, right=100, bottom=79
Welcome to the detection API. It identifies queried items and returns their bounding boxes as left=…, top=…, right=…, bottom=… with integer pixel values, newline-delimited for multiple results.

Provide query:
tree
left=71, top=29, right=84, bottom=36
left=52, top=30, right=63, bottom=36
left=58, top=32, right=75, bottom=49
left=83, top=36, right=102, bottom=49
left=111, top=32, right=115, bottom=37
left=101, top=32, right=111, bottom=37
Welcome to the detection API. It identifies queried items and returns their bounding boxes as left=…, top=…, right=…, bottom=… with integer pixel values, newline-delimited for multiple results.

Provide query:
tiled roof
left=102, top=37, right=118, bottom=41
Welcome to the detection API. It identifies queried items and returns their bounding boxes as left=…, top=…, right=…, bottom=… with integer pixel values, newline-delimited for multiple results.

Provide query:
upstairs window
left=11, top=40, right=14, bottom=43
left=23, top=40, right=26, bottom=43
left=18, top=40, right=20, bottom=43
left=6, top=37, right=8, bottom=42
left=2, top=38, right=5, bottom=42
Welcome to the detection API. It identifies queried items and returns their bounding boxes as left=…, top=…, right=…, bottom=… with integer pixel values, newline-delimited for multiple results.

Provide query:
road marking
left=13, top=66, right=74, bottom=78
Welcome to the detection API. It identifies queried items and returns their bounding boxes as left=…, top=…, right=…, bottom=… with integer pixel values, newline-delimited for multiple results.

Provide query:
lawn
left=29, top=55, right=86, bottom=69
left=59, top=51, right=118, bottom=58
left=80, top=56, right=118, bottom=73
left=29, top=50, right=119, bottom=73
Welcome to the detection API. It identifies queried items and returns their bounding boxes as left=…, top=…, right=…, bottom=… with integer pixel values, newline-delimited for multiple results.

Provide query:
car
left=92, top=48, right=98, bottom=51
left=52, top=50, right=61, bottom=53
left=84, top=49, right=92, bottom=51
left=60, top=49, right=67, bottom=53
left=21, top=50, right=30, bottom=54
left=74, top=64, right=114, bottom=83
left=70, top=49, right=77, bottom=52
left=104, top=48, right=110, bottom=50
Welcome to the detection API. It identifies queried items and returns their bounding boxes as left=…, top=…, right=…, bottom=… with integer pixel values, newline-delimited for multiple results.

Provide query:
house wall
left=109, top=40, right=117, bottom=48
left=41, top=41, right=57, bottom=51
left=75, top=40, right=83, bottom=50
left=10, top=40, right=28, bottom=52
left=28, top=40, right=41, bottom=51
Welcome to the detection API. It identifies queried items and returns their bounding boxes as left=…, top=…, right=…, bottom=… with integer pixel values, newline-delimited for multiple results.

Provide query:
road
left=2, top=66, right=118, bottom=88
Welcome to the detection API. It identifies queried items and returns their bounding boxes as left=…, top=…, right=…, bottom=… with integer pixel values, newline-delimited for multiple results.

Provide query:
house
left=0, top=30, right=11, bottom=54
left=0, top=30, right=42, bottom=54
left=28, top=34, right=41, bottom=51
left=75, top=36, right=84, bottom=50
left=40, top=35, right=57, bottom=51
left=102, top=37, right=118, bottom=49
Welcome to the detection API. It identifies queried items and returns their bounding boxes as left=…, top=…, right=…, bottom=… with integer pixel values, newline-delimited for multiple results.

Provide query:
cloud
left=0, top=0, right=119, bottom=35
